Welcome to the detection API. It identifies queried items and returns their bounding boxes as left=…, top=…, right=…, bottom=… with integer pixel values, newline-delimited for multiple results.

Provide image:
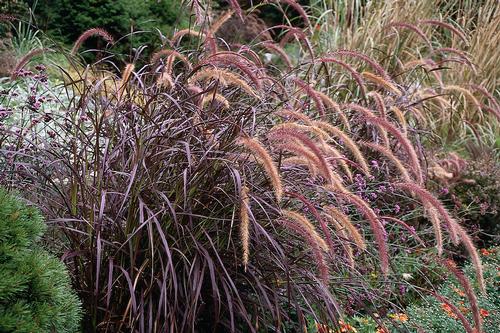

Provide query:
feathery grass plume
left=276, top=107, right=313, bottom=124
left=292, top=78, right=326, bottom=118
left=431, top=292, right=474, bottom=333
left=151, top=49, right=191, bottom=73
left=362, top=72, right=402, bottom=96
left=190, top=0, right=205, bottom=25
left=345, top=103, right=423, bottom=184
left=453, top=223, right=485, bottom=294
left=71, top=28, right=114, bottom=55
left=367, top=91, right=390, bottom=147
left=261, top=41, right=293, bottom=69
left=327, top=50, right=390, bottom=81
left=269, top=128, right=336, bottom=186
left=385, top=22, right=433, bottom=49
left=199, top=52, right=262, bottom=89
left=273, top=0, right=311, bottom=28
left=313, top=121, right=371, bottom=177
left=319, top=141, right=353, bottom=182
left=470, top=84, right=499, bottom=111
left=323, top=206, right=366, bottom=251
left=332, top=190, right=389, bottom=275
left=238, top=137, right=283, bottom=201
left=240, top=185, right=250, bottom=270
left=315, top=91, right=351, bottom=130
left=157, top=71, right=174, bottom=89
left=274, top=25, right=314, bottom=59
left=424, top=204, right=443, bottom=255
left=286, top=192, right=335, bottom=253
left=277, top=218, right=329, bottom=284
left=316, top=57, right=367, bottom=98
left=434, top=48, right=476, bottom=73
left=394, top=182, right=460, bottom=246
left=360, top=142, right=412, bottom=183
left=404, top=58, right=443, bottom=86
left=419, top=19, right=468, bottom=45
left=282, top=156, right=319, bottom=177
left=380, top=216, right=426, bottom=246
left=189, top=68, right=259, bottom=98
left=228, top=0, right=243, bottom=20
left=441, top=259, right=482, bottom=332
left=10, top=48, right=48, bottom=80
left=210, top=9, right=234, bottom=34
left=201, top=93, right=230, bottom=109
left=282, top=210, right=328, bottom=252
left=117, top=63, right=134, bottom=101
left=271, top=122, right=330, bottom=141
left=389, top=106, right=408, bottom=136
left=233, top=44, right=264, bottom=68
left=327, top=216, right=355, bottom=269
left=171, top=28, right=207, bottom=45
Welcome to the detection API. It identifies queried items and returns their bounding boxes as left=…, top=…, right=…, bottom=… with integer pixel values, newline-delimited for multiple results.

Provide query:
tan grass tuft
left=240, top=185, right=250, bottom=270
left=323, top=206, right=366, bottom=251
left=282, top=210, right=328, bottom=252
left=362, top=71, right=402, bottom=96
left=201, top=93, right=230, bottom=110
left=117, top=63, right=134, bottom=101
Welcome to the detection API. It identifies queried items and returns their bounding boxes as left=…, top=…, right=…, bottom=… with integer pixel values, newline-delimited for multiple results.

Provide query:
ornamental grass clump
left=0, top=1, right=496, bottom=332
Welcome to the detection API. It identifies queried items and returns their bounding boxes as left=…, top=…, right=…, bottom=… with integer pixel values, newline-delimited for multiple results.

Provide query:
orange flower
left=453, top=287, right=466, bottom=297
left=375, top=328, right=387, bottom=333
left=480, top=309, right=489, bottom=318
left=389, top=313, right=408, bottom=322
left=480, top=248, right=492, bottom=256
left=440, top=303, right=458, bottom=319
left=338, top=320, right=357, bottom=333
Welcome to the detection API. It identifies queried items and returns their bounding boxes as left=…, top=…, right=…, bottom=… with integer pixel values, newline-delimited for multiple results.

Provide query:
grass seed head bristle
left=117, top=63, right=134, bottom=101
left=238, top=137, right=283, bottom=201
left=210, top=9, right=234, bottom=34
left=240, top=185, right=250, bottom=270
left=385, top=22, right=433, bottom=49
left=362, top=71, right=402, bottom=96
left=71, top=28, right=114, bottom=55
left=11, top=48, right=49, bottom=80
left=424, top=204, right=443, bottom=255
left=420, top=19, right=468, bottom=44
left=360, top=142, right=412, bottom=182
left=313, top=121, right=371, bottom=177
left=171, top=28, right=207, bottom=45
left=201, top=93, right=230, bottom=110
left=273, top=0, right=311, bottom=28
left=317, top=57, right=367, bottom=98
left=332, top=190, right=389, bottom=275
left=282, top=210, right=328, bottom=252
left=151, top=49, right=191, bottom=73
left=323, top=205, right=366, bottom=251
left=261, top=41, right=293, bottom=69
left=444, top=85, right=482, bottom=113
left=328, top=50, right=391, bottom=81
left=190, top=68, right=259, bottom=98
left=315, top=91, right=351, bottom=130
left=442, top=259, right=483, bottom=332
left=292, top=78, right=326, bottom=118
left=319, top=141, right=353, bottom=182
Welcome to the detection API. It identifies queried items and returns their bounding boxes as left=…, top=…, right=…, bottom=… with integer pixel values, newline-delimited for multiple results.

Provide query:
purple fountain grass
left=260, top=41, right=293, bottom=69
left=441, top=259, right=482, bottom=333
left=210, top=9, right=235, bottom=34
left=314, top=91, right=351, bottom=130
left=360, top=141, right=413, bottom=182
left=316, top=57, right=367, bottom=98
left=385, top=22, right=433, bottom=50
left=362, top=72, right=402, bottom=96
left=419, top=19, right=468, bottom=45
left=327, top=50, right=391, bottom=81
left=10, top=48, right=49, bottom=80
left=273, top=0, right=311, bottom=28
left=292, top=78, right=326, bottom=118
left=323, top=205, right=366, bottom=251
left=332, top=190, right=389, bottom=275
left=431, top=292, right=474, bottom=333
left=240, top=185, right=250, bottom=270
left=238, top=136, right=283, bottom=201
left=70, top=28, right=114, bottom=55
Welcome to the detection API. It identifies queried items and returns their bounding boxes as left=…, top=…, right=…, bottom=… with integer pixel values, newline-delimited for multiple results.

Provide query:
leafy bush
left=407, top=247, right=499, bottom=332
left=0, top=188, right=82, bottom=333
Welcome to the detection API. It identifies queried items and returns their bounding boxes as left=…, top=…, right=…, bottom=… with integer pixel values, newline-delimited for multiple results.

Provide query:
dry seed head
left=240, top=185, right=250, bottom=270
left=11, top=48, right=48, bottom=80
left=317, top=57, right=367, bottom=98
left=444, top=85, right=482, bottom=113
left=319, top=141, right=353, bottom=182
left=261, top=41, right=293, bottom=69
left=202, top=93, right=230, bottom=110
left=328, top=50, right=391, bottom=81
left=323, top=205, right=366, bottom=251
left=117, top=63, right=134, bottom=101
left=275, top=108, right=313, bottom=124
left=385, top=22, right=433, bottom=49
left=292, top=78, right=326, bottom=118
left=315, top=91, right=351, bottom=130
left=389, top=106, right=408, bottom=136
left=420, top=19, right=468, bottom=45
left=362, top=72, right=402, bottom=96
left=71, top=28, right=114, bottom=55
left=238, top=137, right=283, bottom=201
left=282, top=210, right=328, bottom=252
left=313, top=121, right=371, bottom=177
left=210, top=9, right=234, bottom=34
left=189, top=68, right=259, bottom=98
left=273, top=0, right=311, bottom=28
left=171, top=29, right=207, bottom=45
left=424, top=204, right=443, bottom=256
left=327, top=216, right=355, bottom=269
left=360, top=142, right=412, bottom=182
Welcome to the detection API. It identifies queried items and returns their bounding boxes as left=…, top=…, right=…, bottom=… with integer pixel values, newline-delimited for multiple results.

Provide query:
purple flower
left=394, top=204, right=401, bottom=214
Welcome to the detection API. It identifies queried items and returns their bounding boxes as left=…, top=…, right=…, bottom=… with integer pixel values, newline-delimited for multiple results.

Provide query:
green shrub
left=407, top=247, right=499, bottom=332
left=0, top=188, right=82, bottom=333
